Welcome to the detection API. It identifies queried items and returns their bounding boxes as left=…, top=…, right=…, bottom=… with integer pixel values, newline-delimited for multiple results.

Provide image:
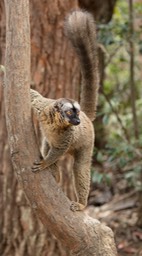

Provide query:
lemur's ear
left=54, top=102, right=60, bottom=112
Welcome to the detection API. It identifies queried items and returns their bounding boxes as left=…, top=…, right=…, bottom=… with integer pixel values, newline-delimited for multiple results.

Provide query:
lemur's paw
left=70, top=201, right=85, bottom=212
left=32, top=159, right=47, bottom=172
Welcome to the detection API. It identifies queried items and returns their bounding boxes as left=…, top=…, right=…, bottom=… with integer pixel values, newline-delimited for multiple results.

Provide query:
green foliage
left=94, top=0, right=142, bottom=190
left=96, top=0, right=142, bottom=139
left=93, top=139, right=142, bottom=189
left=98, top=0, right=142, bottom=99
left=91, top=168, right=111, bottom=186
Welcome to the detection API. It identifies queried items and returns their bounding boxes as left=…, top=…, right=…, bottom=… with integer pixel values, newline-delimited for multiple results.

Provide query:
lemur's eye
left=76, top=111, right=80, bottom=116
left=66, top=110, right=72, bottom=116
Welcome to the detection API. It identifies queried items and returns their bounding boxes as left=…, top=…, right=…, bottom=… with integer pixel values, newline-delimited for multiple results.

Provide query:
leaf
left=96, top=152, right=104, bottom=163
left=92, top=171, right=104, bottom=184
left=125, top=171, right=134, bottom=179
left=102, top=115, right=109, bottom=125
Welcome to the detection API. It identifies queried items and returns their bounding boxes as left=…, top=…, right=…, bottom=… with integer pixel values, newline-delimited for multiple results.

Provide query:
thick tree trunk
left=30, top=0, right=80, bottom=99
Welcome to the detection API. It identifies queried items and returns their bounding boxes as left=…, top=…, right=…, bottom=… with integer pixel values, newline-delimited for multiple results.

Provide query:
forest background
left=0, top=0, right=142, bottom=255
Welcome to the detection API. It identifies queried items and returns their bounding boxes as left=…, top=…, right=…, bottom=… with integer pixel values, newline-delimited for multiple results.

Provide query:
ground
left=87, top=163, right=142, bottom=256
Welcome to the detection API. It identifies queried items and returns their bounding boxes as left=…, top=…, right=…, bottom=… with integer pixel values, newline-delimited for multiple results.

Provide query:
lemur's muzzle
left=69, top=118, right=80, bottom=126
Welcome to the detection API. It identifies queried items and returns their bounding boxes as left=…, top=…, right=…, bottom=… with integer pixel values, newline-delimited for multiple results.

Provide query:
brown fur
left=31, top=10, right=99, bottom=211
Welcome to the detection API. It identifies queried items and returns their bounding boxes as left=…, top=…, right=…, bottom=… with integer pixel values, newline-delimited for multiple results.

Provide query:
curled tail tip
left=65, top=10, right=95, bottom=38
left=66, top=9, right=94, bottom=24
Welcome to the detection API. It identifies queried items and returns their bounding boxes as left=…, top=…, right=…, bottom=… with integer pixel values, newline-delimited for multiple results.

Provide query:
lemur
left=30, top=10, right=99, bottom=211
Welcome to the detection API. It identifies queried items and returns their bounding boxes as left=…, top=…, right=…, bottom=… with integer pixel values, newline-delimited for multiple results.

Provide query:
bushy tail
left=65, top=10, right=99, bottom=121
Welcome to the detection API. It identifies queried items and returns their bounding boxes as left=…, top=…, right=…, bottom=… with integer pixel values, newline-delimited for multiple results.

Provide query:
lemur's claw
left=32, top=159, right=47, bottom=172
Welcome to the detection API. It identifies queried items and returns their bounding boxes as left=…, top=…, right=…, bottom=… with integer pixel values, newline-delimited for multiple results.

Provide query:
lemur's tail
left=65, top=10, right=99, bottom=121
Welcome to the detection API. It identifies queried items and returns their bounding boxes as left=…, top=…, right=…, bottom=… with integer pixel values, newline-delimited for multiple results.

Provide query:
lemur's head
left=54, top=98, right=81, bottom=126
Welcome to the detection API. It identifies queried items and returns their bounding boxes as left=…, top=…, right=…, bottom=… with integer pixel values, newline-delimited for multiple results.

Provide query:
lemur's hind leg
left=70, top=149, right=92, bottom=211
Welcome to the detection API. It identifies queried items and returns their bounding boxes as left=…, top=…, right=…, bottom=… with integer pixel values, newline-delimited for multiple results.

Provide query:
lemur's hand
left=32, top=154, right=47, bottom=172
left=32, top=159, right=48, bottom=172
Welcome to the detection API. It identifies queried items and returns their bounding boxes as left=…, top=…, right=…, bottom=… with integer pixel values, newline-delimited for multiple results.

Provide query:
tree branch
left=3, top=0, right=117, bottom=255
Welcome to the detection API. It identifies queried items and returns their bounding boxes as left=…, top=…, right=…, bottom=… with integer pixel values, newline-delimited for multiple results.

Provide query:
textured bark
left=30, top=0, right=80, bottom=100
left=2, top=0, right=117, bottom=255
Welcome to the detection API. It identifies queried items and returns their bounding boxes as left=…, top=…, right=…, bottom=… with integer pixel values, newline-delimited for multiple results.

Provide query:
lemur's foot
left=70, top=201, right=85, bottom=212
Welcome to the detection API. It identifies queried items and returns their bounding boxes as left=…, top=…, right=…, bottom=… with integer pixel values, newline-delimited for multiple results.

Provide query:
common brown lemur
left=30, top=10, right=99, bottom=211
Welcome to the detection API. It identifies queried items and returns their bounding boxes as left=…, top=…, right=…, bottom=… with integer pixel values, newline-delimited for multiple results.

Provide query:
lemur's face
left=55, top=99, right=81, bottom=126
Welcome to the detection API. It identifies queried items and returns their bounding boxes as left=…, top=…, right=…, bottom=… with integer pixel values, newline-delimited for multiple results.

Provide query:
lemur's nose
left=75, top=119, right=80, bottom=125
